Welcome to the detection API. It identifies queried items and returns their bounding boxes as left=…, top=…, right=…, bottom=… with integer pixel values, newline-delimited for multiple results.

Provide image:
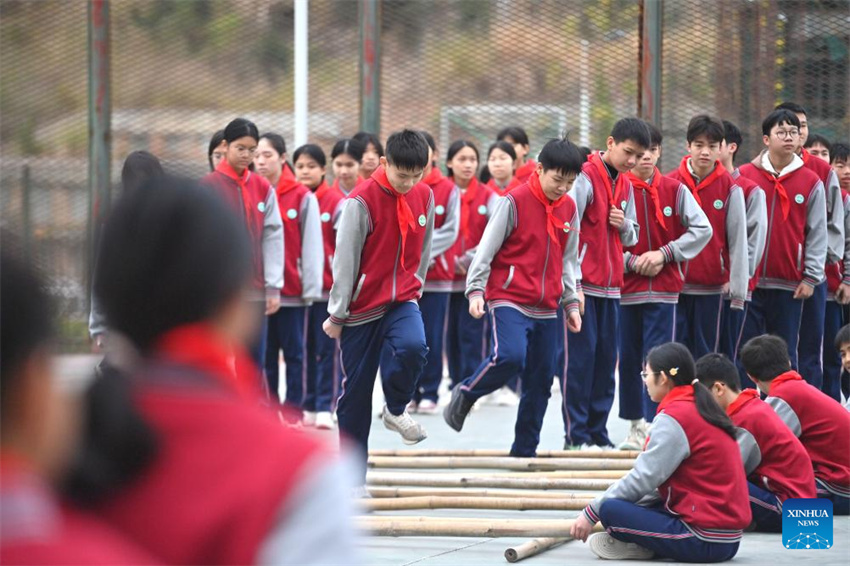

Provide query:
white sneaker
left=416, top=399, right=439, bottom=414
left=494, top=386, right=520, bottom=406
left=588, top=533, right=654, bottom=560
left=618, top=419, right=647, bottom=451
left=381, top=405, right=427, bottom=445
left=315, top=411, right=334, bottom=430
left=302, top=411, right=317, bottom=427
left=406, top=400, right=418, bottom=413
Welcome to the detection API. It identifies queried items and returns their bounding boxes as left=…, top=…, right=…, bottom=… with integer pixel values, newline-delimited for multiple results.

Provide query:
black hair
left=487, top=140, right=517, bottom=162
left=384, top=129, right=429, bottom=171
left=352, top=131, right=384, bottom=157
left=739, top=335, right=792, bottom=382
left=537, top=137, right=585, bottom=177
left=95, top=176, right=252, bottom=353
left=293, top=144, right=327, bottom=168
left=646, top=342, right=737, bottom=439
left=223, top=117, right=260, bottom=144
left=831, top=142, right=850, bottom=165
left=419, top=131, right=437, bottom=152
left=686, top=114, right=725, bottom=145
left=804, top=134, right=832, bottom=153
left=259, top=132, right=287, bottom=156
left=497, top=126, right=530, bottom=147
left=121, top=151, right=164, bottom=193
left=835, top=323, right=850, bottom=351
left=722, top=120, right=743, bottom=161
left=775, top=101, right=807, bottom=117
left=446, top=140, right=480, bottom=178
left=207, top=129, right=225, bottom=171
left=762, top=109, right=801, bottom=137
left=695, top=353, right=742, bottom=392
left=644, top=122, right=663, bottom=147
left=610, top=117, right=651, bottom=149
left=331, top=138, right=365, bottom=163
left=578, top=146, right=592, bottom=162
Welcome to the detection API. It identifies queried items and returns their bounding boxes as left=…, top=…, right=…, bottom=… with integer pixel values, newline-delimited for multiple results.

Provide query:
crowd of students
left=3, top=102, right=849, bottom=564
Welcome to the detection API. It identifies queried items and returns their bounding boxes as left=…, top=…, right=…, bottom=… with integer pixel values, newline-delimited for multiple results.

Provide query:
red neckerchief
left=677, top=157, right=726, bottom=207
left=313, top=180, right=331, bottom=200
left=515, top=159, right=536, bottom=182
left=456, top=176, right=480, bottom=241
left=422, top=165, right=443, bottom=186
left=589, top=151, right=624, bottom=207
left=726, top=388, right=759, bottom=417
left=154, top=323, right=262, bottom=401
left=756, top=165, right=792, bottom=221
left=628, top=168, right=667, bottom=229
left=333, top=177, right=357, bottom=196
left=372, top=166, right=418, bottom=271
left=528, top=171, right=575, bottom=247
left=275, top=164, right=300, bottom=197
left=768, top=370, right=803, bottom=394
left=216, top=160, right=255, bottom=231
left=486, top=177, right=511, bottom=197
left=800, top=148, right=812, bottom=166
left=656, top=384, right=694, bottom=415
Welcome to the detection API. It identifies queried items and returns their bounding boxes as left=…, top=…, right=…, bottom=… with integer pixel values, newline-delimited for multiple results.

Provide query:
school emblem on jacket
left=713, top=199, right=723, bottom=210
left=257, top=202, right=266, bottom=213
left=663, top=206, right=673, bottom=217
left=563, top=221, right=570, bottom=232
left=478, top=205, right=488, bottom=215
left=320, top=212, right=331, bottom=222
left=621, top=200, right=628, bottom=210
left=795, top=194, right=805, bottom=204
left=435, top=205, right=445, bottom=215
left=286, top=208, right=298, bottom=220
left=418, top=214, right=426, bottom=227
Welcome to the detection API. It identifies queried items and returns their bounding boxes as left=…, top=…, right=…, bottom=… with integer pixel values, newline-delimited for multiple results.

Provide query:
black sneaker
left=443, top=386, right=474, bottom=432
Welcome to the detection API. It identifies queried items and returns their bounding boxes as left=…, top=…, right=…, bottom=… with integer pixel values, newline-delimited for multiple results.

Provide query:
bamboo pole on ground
left=369, top=449, right=639, bottom=459
left=368, top=470, right=626, bottom=481
left=367, top=486, right=597, bottom=499
left=357, top=516, right=605, bottom=538
left=368, top=456, right=635, bottom=471
left=367, top=473, right=614, bottom=491
left=360, top=495, right=593, bottom=511
left=504, top=537, right=570, bottom=563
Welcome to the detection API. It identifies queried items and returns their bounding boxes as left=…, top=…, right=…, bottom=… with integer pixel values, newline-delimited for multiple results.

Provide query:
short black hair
left=208, top=129, right=225, bottom=171
left=384, top=129, right=429, bottom=171
left=834, top=323, right=850, bottom=351
left=352, top=131, right=384, bottom=157
left=644, top=121, right=663, bottom=147
left=292, top=144, right=327, bottom=168
left=497, top=126, right=530, bottom=147
left=687, top=114, right=725, bottom=145
left=537, top=137, right=584, bottom=177
left=739, top=335, right=792, bottom=382
left=331, top=138, right=365, bottom=163
left=578, top=146, right=592, bottom=161
left=419, top=131, right=436, bottom=152
left=610, top=117, right=651, bottom=149
left=121, top=151, right=164, bottom=193
left=695, top=353, right=741, bottom=392
left=722, top=120, right=743, bottom=161
left=832, top=142, right=850, bottom=165
left=775, top=101, right=807, bottom=117
left=804, top=134, right=832, bottom=154
left=223, top=117, right=260, bottom=144
left=762, top=109, right=801, bottom=137
left=259, top=132, right=287, bottom=156
left=95, top=176, right=252, bottom=353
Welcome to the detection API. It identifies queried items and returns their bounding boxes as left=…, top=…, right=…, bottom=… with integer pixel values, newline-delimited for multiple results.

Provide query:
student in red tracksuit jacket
left=294, top=144, right=345, bottom=429
left=325, top=130, right=435, bottom=487
left=571, top=342, right=751, bottom=562
left=332, top=138, right=366, bottom=197
left=775, top=103, right=844, bottom=392
left=825, top=144, right=850, bottom=401
left=618, top=122, right=712, bottom=444
left=696, top=353, right=816, bottom=532
left=201, top=118, right=284, bottom=385
left=443, top=138, right=584, bottom=458
left=740, top=334, right=850, bottom=515
left=736, top=109, right=827, bottom=384
left=485, top=141, right=519, bottom=197
left=666, top=115, right=748, bottom=360
left=498, top=126, right=536, bottom=184
left=255, top=134, right=323, bottom=423
left=91, top=177, right=357, bottom=564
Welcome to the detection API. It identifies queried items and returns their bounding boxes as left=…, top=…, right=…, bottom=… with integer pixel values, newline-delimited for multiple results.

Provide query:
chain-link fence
left=1, top=0, right=848, bottom=351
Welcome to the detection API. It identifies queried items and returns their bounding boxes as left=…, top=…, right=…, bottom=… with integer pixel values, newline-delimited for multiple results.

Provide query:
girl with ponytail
left=570, top=341, right=751, bottom=563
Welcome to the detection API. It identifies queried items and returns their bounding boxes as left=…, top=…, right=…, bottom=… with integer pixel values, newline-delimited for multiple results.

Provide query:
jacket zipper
left=538, top=237, right=550, bottom=306
left=502, top=265, right=515, bottom=289
left=352, top=273, right=366, bottom=303
left=720, top=253, right=725, bottom=274
left=796, top=244, right=803, bottom=272
left=392, top=239, right=401, bottom=302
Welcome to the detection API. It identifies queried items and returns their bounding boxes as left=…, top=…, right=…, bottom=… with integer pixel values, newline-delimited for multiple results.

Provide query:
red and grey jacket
left=275, top=167, right=323, bottom=305
left=730, top=168, right=768, bottom=284
left=313, top=181, right=347, bottom=297
left=766, top=371, right=850, bottom=498
left=801, top=148, right=844, bottom=266
left=583, top=386, right=751, bottom=541
left=826, top=190, right=850, bottom=299
left=621, top=169, right=712, bottom=305
left=447, top=177, right=499, bottom=292
left=572, top=152, right=639, bottom=298
left=466, top=173, right=580, bottom=318
left=202, top=161, right=284, bottom=298
left=738, top=152, right=827, bottom=290
left=666, top=158, right=749, bottom=306
left=328, top=167, right=434, bottom=326
left=423, top=167, right=460, bottom=292
left=514, top=158, right=536, bottom=184
left=728, top=389, right=816, bottom=503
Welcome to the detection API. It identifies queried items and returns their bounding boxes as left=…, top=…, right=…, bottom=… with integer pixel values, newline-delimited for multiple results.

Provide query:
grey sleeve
left=585, top=414, right=690, bottom=521
left=299, top=193, right=324, bottom=302
left=736, top=427, right=762, bottom=476
left=803, top=181, right=828, bottom=286
left=842, top=195, right=850, bottom=283
left=263, top=187, right=285, bottom=292
left=725, top=186, right=750, bottom=306
left=746, top=188, right=768, bottom=278
left=430, top=187, right=460, bottom=259
left=416, top=192, right=436, bottom=290
left=665, top=184, right=713, bottom=262
left=766, top=396, right=803, bottom=437
left=570, top=175, right=594, bottom=282
left=561, top=209, right=581, bottom=309
left=826, top=170, right=844, bottom=265
left=465, top=196, right=515, bottom=297
left=618, top=185, right=640, bottom=247
left=256, top=455, right=360, bottom=566
left=327, top=199, right=369, bottom=324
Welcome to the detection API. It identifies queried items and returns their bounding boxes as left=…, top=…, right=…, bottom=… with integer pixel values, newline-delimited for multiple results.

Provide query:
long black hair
left=121, top=150, right=164, bottom=193
left=445, top=140, right=479, bottom=179
left=207, top=129, right=225, bottom=171
left=646, top=342, right=737, bottom=439
left=259, top=132, right=294, bottom=174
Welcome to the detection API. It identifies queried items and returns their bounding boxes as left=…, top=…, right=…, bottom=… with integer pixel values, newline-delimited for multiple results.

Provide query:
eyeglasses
left=640, top=370, right=660, bottom=380
left=773, top=129, right=800, bottom=140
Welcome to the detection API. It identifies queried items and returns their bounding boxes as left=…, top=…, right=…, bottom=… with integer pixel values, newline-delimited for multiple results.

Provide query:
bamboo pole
left=357, top=516, right=605, bottom=538
left=360, top=495, right=593, bottom=511
left=368, top=456, right=635, bottom=471
left=504, top=537, right=570, bottom=563
left=368, top=470, right=626, bottom=481
left=367, top=473, right=614, bottom=491
left=369, top=449, right=639, bottom=459
left=367, top=486, right=597, bottom=499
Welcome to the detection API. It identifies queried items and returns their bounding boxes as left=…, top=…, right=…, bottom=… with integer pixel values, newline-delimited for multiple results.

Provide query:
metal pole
left=21, top=164, right=32, bottom=258
left=88, top=0, right=111, bottom=300
left=639, top=0, right=662, bottom=126
left=359, top=0, right=381, bottom=134
left=294, top=0, right=308, bottom=148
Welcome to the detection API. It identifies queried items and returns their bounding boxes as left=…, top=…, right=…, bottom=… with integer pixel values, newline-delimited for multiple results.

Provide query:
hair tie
left=691, top=378, right=699, bottom=386
left=668, top=367, right=678, bottom=376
